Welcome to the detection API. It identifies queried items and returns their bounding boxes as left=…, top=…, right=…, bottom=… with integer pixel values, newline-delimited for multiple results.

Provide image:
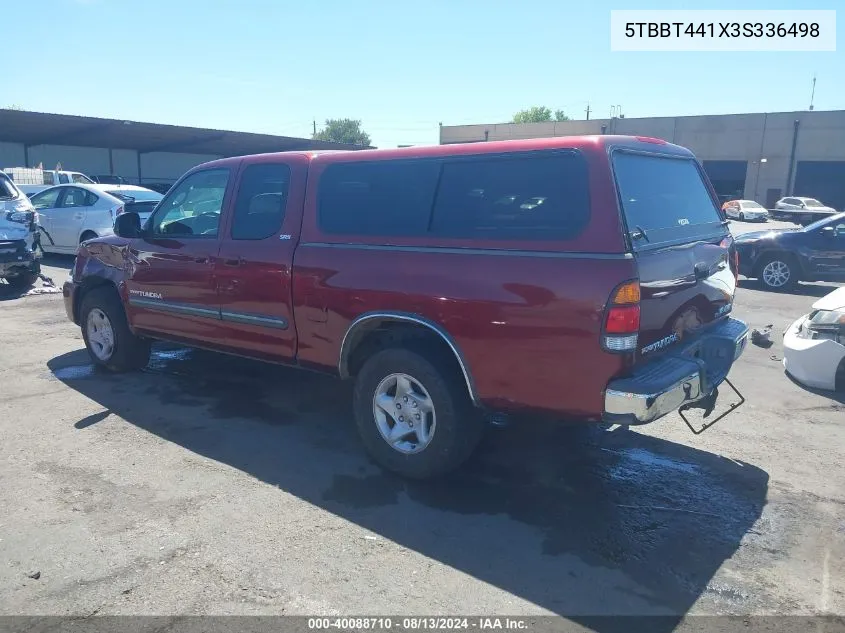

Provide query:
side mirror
left=799, top=202, right=806, bottom=209
left=821, top=226, right=835, bottom=237
left=114, top=211, right=141, bottom=238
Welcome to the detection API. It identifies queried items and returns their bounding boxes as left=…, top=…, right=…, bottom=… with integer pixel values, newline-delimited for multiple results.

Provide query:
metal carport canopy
left=0, top=109, right=369, bottom=156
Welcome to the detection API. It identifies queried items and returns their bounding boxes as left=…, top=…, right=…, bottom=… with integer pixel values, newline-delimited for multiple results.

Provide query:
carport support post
left=785, top=119, right=800, bottom=196
left=108, top=149, right=114, bottom=176
left=23, top=144, right=30, bottom=167
left=753, top=113, right=768, bottom=201
left=137, top=152, right=142, bottom=186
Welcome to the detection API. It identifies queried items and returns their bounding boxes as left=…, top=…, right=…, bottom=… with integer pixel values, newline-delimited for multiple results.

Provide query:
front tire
left=758, top=255, right=799, bottom=291
left=739, top=212, right=746, bottom=221
left=353, top=346, right=483, bottom=479
left=80, top=287, right=150, bottom=371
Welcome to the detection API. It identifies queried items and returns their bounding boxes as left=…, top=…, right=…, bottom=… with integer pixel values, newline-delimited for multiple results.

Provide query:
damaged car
left=735, top=213, right=845, bottom=291
left=783, top=286, right=845, bottom=391
left=0, top=172, right=41, bottom=289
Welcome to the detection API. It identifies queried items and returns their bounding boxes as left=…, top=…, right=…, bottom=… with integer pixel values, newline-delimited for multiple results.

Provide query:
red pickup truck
left=63, top=136, right=749, bottom=479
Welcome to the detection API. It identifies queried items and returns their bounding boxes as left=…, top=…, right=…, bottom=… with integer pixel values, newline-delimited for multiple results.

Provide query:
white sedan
left=783, top=286, right=845, bottom=391
left=29, top=184, right=161, bottom=254
left=723, top=199, right=769, bottom=222
left=90, top=184, right=163, bottom=224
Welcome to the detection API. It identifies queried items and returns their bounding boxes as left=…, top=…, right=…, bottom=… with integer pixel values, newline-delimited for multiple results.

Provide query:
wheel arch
left=338, top=312, right=480, bottom=406
left=74, top=276, right=120, bottom=324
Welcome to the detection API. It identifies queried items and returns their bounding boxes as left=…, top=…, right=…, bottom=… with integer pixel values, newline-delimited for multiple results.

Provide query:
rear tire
left=757, top=254, right=799, bottom=291
left=353, top=345, right=483, bottom=479
left=80, top=231, right=97, bottom=243
left=80, top=287, right=150, bottom=371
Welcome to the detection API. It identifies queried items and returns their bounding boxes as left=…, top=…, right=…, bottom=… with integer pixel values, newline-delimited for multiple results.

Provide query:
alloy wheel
left=372, top=373, right=436, bottom=454
left=86, top=308, right=115, bottom=360
left=762, top=260, right=791, bottom=288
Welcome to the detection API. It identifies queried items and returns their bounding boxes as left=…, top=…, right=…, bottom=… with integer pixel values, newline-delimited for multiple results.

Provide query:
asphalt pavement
left=0, top=224, right=842, bottom=625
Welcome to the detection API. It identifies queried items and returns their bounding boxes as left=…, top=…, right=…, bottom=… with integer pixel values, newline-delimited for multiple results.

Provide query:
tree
left=512, top=106, right=552, bottom=124
left=313, top=118, right=371, bottom=146
left=512, top=106, right=571, bottom=123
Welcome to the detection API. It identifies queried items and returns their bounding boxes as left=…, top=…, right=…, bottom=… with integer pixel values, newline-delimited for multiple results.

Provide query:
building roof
left=0, top=109, right=369, bottom=155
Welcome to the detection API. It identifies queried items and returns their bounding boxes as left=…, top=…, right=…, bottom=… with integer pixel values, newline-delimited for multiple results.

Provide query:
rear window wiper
left=630, top=225, right=650, bottom=242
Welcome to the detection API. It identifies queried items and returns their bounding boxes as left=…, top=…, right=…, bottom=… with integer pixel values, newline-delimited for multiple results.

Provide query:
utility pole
left=585, top=103, right=591, bottom=120
left=809, top=74, right=816, bottom=111
left=313, top=119, right=317, bottom=136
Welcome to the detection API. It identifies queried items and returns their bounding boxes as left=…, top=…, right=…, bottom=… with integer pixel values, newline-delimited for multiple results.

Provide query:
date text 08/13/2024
left=307, top=618, right=529, bottom=630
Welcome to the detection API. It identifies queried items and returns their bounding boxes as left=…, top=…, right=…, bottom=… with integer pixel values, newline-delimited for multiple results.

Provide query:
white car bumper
left=783, top=315, right=845, bottom=391
left=742, top=211, right=768, bottom=220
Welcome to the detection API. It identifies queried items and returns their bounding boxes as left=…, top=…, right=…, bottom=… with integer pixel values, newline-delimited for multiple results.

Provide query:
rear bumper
left=63, top=280, right=80, bottom=325
left=603, top=317, right=749, bottom=425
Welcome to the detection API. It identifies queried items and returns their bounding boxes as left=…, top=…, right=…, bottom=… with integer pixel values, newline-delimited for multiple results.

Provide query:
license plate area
left=679, top=378, right=745, bottom=434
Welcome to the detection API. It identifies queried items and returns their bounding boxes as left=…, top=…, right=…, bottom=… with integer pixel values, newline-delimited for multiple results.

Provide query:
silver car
left=0, top=173, right=40, bottom=288
left=29, top=184, right=162, bottom=254
left=775, top=197, right=838, bottom=225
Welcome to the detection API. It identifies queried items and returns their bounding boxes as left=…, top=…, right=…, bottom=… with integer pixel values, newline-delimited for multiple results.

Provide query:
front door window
left=150, top=169, right=229, bottom=238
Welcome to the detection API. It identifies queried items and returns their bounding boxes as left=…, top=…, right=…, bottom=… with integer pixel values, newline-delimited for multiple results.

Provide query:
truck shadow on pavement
left=48, top=345, right=769, bottom=630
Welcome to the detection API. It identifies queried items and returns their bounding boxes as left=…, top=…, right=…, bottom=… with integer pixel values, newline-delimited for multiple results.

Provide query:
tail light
left=720, top=236, right=739, bottom=283
left=603, top=280, right=640, bottom=353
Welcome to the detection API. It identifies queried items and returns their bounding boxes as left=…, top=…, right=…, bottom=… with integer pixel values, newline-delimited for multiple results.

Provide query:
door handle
left=224, top=257, right=244, bottom=267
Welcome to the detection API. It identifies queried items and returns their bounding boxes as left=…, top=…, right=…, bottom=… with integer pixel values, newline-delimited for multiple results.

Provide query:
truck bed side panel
left=293, top=247, right=635, bottom=418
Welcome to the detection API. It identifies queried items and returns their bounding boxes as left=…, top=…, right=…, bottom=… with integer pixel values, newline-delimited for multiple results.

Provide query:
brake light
left=606, top=305, right=640, bottom=333
left=720, top=237, right=739, bottom=283
left=603, top=280, right=641, bottom=352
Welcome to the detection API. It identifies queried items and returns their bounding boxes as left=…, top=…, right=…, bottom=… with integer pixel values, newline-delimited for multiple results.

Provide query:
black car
left=90, top=175, right=128, bottom=185
left=735, top=212, right=845, bottom=290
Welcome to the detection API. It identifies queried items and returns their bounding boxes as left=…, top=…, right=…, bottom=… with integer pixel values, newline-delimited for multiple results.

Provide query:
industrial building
left=0, top=109, right=363, bottom=190
left=440, top=109, right=845, bottom=211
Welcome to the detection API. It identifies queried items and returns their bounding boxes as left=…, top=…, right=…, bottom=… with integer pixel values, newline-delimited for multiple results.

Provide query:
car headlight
left=808, top=309, right=845, bottom=329
left=803, top=309, right=845, bottom=343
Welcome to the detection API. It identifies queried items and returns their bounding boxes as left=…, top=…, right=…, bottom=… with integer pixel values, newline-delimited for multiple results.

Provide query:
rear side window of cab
left=316, top=151, right=591, bottom=242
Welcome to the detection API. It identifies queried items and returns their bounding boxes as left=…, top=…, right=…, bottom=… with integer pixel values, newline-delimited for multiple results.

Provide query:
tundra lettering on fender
left=63, top=135, right=748, bottom=479
left=129, top=289, right=163, bottom=300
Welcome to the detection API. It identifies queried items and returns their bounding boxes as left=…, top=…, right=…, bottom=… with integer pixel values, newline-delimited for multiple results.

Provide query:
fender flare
left=338, top=311, right=480, bottom=406
left=72, top=256, right=126, bottom=323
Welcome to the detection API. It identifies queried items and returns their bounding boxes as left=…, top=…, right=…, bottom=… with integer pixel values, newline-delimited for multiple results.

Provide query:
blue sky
left=4, top=0, right=842, bottom=148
